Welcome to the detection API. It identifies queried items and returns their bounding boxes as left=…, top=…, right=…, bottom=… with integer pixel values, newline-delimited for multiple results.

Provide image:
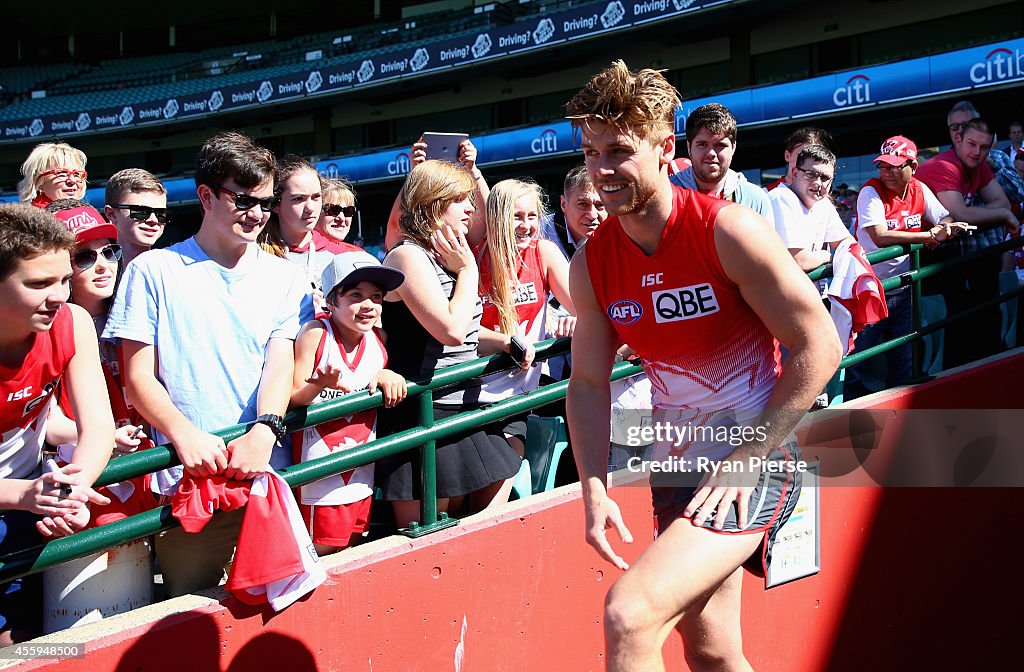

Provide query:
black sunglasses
left=209, top=184, right=277, bottom=212
left=73, top=243, right=122, bottom=271
left=323, top=204, right=356, bottom=217
left=111, top=204, right=170, bottom=224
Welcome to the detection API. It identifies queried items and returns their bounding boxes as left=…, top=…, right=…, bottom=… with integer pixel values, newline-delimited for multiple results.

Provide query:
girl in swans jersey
left=586, top=186, right=781, bottom=461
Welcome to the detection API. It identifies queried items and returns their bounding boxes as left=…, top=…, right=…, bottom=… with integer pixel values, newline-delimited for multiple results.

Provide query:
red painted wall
left=7, top=352, right=1022, bottom=672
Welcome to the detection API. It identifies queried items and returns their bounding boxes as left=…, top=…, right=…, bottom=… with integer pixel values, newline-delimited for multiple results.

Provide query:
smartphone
left=422, top=132, right=468, bottom=163
left=509, top=336, right=528, bottom=364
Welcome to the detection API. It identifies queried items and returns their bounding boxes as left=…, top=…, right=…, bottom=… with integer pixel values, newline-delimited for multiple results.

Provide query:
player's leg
left=603, top=519, right=761, bottom=672
left=678, top=565, right=751, bottom=672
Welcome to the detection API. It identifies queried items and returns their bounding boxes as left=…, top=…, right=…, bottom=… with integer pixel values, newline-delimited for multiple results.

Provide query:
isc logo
left=6, top=386, right=33, bottom=402
left=652, top=283, right=719, bottom=324
left=608, top=300, right=642, bottom=325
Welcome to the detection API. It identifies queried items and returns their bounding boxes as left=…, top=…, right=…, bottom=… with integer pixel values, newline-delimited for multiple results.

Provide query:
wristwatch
left=254, top=414, right=287, bottom=440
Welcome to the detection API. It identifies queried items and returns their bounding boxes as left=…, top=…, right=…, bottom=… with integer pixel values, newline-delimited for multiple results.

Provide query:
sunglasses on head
left=323, top=204, right=356, bottom=217
left=208, top=184, right=277, bottom=212
left=73, top=243, right=122, bottom=271
left=40, top=168, right=87, bottom=182
left=111, top=204, right=170, bottom=224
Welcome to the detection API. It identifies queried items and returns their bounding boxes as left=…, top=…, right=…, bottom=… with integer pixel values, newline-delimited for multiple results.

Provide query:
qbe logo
left=833, top=74, right=870, bottom=107
left=601, top=1, right=625, bottom=28
left=75, top=112, right=91, bottom=131
left=410, top=48, right=430, bottom=72
left=608, top=299, right=643, bottom=325
left=387, top=152, right=411, bottom=176
left=531, top=128, right=558, bottom=154
left=163, top=99, right=179, bottom=119
left=652, top=283, right=719, bottom=324
left=209, top=90, right=224, bottom=112
left=533, top=18, right=555, bottom=45
left=472, top=34, right=492, bottom=59
left=970, top=47, right=1024, bottom=84
left=257, top=81, right=273, bottom=103
left=305, top=70, right=323, bottom=94
left=357, top=60, right=375, bottom=83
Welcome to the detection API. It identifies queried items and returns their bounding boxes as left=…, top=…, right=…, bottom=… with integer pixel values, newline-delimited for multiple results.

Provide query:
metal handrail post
left=404, top=391, right=457, bottom=537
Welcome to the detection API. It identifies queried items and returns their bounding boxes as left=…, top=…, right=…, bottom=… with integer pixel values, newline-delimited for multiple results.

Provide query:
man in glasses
left=845, top=136, right=969, bottom=399
left=104, top=169, right=168, bottom=266
left=916, top=115, right=1019, bottom=367
left=768, top=144, right=853, bottom=272
left=104, top=131, right=308, bottom=597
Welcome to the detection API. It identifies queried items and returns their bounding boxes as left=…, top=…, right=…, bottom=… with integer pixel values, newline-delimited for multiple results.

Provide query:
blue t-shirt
left=103, top=237, right=308, bottom=492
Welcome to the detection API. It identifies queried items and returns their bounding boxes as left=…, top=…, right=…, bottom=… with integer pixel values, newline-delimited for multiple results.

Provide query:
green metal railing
left=2, top=231, right=1022, bottom=583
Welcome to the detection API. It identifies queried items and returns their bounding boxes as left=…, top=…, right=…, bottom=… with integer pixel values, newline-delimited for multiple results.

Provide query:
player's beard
left=608, top=172, right=660, bottom=218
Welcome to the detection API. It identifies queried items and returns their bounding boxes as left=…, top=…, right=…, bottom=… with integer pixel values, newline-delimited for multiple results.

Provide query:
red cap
left=874, top=136, right=918, bottom=166
left=52, top=205, right=118, bottom=244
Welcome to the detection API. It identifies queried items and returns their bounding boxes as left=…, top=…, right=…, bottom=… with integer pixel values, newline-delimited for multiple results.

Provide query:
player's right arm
left=567, top=247, right=633, bottom=570
left=121, top=339, right=228, bottom=477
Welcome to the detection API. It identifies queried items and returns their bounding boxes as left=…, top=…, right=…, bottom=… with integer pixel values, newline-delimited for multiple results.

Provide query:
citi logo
left=321, top=163, right=340, bottom=179
left=833, top=74, right=870, bottom=107
left=608, top=299, right=642, bottom=324
left=531, top=128, right=558, bottom=154
left=969, top=48, right=1024, bottom=84
left=387, top=152, right=411, bottom=176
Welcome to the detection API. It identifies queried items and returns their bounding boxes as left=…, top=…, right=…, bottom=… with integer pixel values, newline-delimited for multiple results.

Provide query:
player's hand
left=411, top=137, right=428, bottom=167
left=225, top=424, right=275, bottom=480
left=38, top=500, right=94, bottom=537
left=172, top=426, right=229, bottom=477
left=369, top=369, right=407, bottom=408
left=431, top=225, right=476, bottom=275
left=553, top=315, right=577, bottom=338
left=20, top=466, right=93, bottom=517
left=683, top=456, right=758, bottom=531
left=306, top=362, right=350, bottom=392
left=584, top=495, right=632, bottom=570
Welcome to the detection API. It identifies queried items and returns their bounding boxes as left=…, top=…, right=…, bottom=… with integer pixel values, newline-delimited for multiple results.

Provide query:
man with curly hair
left=565, top=60, right=842, bottom=671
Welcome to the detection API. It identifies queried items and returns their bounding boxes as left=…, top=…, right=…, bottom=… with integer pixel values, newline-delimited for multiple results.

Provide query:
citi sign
left=833, top=74, right=870, bottom=107
left=970, top=48, right=1024, bottom=84
left=531, top=129, right=558, bottom=154
left=387, top=152, right=411, bottom=176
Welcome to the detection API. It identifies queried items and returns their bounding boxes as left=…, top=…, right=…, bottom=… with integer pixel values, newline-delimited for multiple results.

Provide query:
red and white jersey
left=477, top=239, right=548, bottom=401
left=0, top=305, right=75, bottom=479
left=587, top=187, right=781, bottom=459
left=293, top=320, right=385, bottom=505
left=856, top=177, right=947, bottom=280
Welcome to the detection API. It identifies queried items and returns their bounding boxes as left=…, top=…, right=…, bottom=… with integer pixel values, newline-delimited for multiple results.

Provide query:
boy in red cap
left=0, top=203, right=113, bottom=644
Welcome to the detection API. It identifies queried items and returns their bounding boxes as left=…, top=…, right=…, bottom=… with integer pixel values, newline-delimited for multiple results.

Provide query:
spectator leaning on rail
left=17, top=142, right=89, bottom=210
left=564, top=60, right=841, bottom=672
left=0, top=204, right=114, bottom=645
left=103, top=168, right=168, bottom=267
left=103, top=131, right=308, bottom=598
left=670, top=103, right=774, bottom=224
left=915, top=115, right=1019, bottom=368
left=844, top=136, right=969, bottom=399
left=378, top=160, right=522, bottom=527
left=768, top=144, right=854, bottom=273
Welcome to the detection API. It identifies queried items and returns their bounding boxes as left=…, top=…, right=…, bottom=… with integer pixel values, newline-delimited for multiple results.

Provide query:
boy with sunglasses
left=0, top=203, right=114, bottom=644
left=104, top=169, right=169, bottom=266
left=103, top=131, right=309, bottom=597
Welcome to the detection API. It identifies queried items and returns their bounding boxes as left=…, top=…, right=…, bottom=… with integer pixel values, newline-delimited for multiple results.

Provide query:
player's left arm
left=225, top=337, right=295, bottom=479
left=685, top=206, right=842, bottom=529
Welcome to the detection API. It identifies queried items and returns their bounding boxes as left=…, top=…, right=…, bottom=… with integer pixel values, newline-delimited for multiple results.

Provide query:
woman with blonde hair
left=476, top=179, right=575, bottom=473
left=18, top=142, right=88, bottom=208
left=316, top=177, right=361, bottom=252
left=377, top=160, right=521, bottom=526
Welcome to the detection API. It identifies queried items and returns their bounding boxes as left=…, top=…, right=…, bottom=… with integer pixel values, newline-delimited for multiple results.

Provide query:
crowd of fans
left=1, top=91, right=1022, bottom=643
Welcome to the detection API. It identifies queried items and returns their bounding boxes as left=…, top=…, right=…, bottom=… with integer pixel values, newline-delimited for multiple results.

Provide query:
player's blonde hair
left=566, top=60, right=680, bottom=141
left=484, top=179, right=549, bottom=336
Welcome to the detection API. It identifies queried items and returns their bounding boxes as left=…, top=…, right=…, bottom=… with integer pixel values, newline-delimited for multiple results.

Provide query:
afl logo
left=608, top=300, right=642, bottom=324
